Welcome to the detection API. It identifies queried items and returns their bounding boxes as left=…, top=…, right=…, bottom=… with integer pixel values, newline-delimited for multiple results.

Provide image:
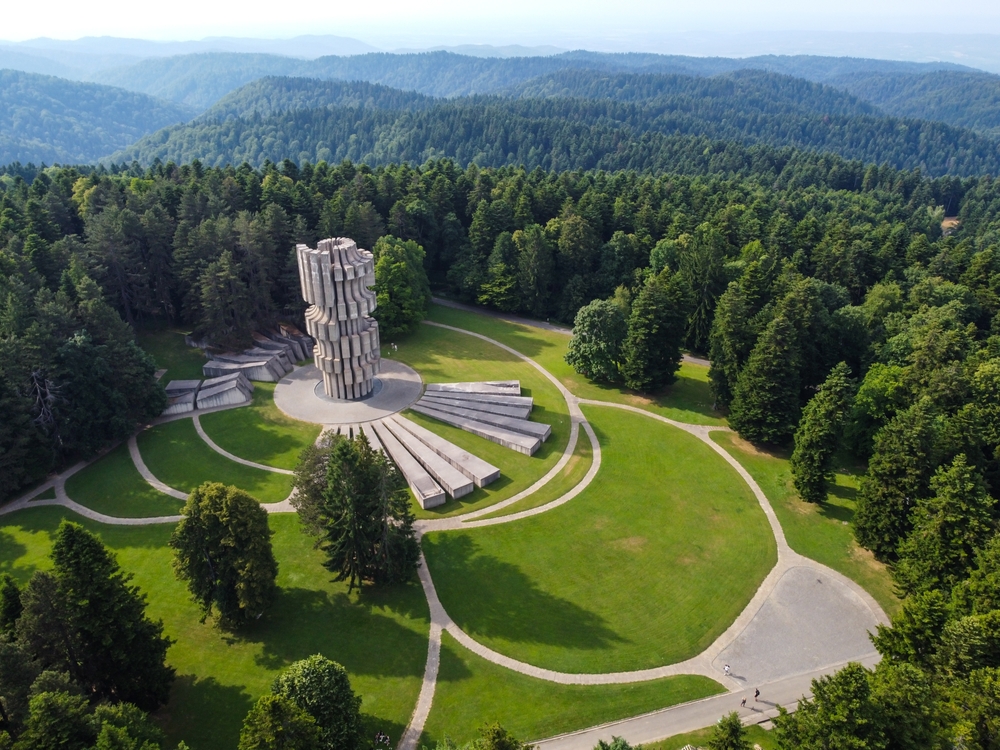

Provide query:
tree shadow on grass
left=235, top=586, right=429, bottom=679
left=820, top=500, right=855, bottom=524
left=160, top=674, right=253, bottom=750
left=828, top=482, right=859, bottom=503
left=0, top=529, right=31, bottom=579
left=423, top=534, right=626, bottom=651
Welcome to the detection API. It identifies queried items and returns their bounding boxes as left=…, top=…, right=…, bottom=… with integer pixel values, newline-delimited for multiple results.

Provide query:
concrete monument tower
left=297, top=237, right=381, bottom=399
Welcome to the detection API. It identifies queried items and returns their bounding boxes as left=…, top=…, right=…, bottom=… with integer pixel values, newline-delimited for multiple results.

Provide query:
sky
left=3, top=0, right=1000, bottom=46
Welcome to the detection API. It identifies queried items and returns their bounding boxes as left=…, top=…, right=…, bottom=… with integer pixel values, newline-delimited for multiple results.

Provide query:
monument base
left=273, top=359, right=423, bottom=425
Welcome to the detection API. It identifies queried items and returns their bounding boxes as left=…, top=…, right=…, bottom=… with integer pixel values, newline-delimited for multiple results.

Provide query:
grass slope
left=391, top=325, right=571, bottom=519
left=137, top=419, right=293, bottom=503
left=0, top=507, right=428, bottom=750
left=137, top=328, right=207, bottom=381
left=423, top=405, right=776, bottom=673
left=479, top=423, right=594, bottom=519
left=199, top=383, right=321, bottom=470
left=64, top=442, right=184, bottom=517
left=426, top=305, right=724, bottom=426
left=711, top=432, right=899, bottom=616
left=422, top=632, right=723, bottom=745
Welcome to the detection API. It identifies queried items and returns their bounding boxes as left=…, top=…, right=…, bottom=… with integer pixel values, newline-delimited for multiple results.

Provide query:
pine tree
left=854, top=402, right=936, bottom=561
left=170, top=483, right=278, bottom=628
left=16, top=522, right=174, bottom=710
left=708, top=282, right=755, bottom=408
left=621, top=268, right=692, bottom=392
left=791, top=362, right=856, bottom=503
left=728, top=315, right=801, bottom=445
left=301, top=435, right=419, bottom=592
left=894, top=455, right=996, bottom=595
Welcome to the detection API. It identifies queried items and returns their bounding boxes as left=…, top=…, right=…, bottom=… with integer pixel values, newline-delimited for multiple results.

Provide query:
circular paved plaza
left=273, top=359, right=423, bottom=425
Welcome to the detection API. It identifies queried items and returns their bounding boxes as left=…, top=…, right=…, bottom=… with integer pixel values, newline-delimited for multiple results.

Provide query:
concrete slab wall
left=415, top=399, right=551, bottom=440
left=426, top=380, right=520, bottom=395
left=421, top=394, right=531, bottom=419
left=382, top=419, right=474, bottom=499
left=371, top=422, right=446, bottom=509
left=421, top=390, right=533, bottom=409
left=389, top=415, right=500, bottom=487
left=410, top=403, right=541, bottom=456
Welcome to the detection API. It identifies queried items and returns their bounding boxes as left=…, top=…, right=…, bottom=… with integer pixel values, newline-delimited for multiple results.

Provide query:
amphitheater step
left=371, top=422, right=446, bottom=509
left=382, top=419, right=474, bottom=499
left=409, top=403, right=541, bottom=456
left=388, top=415, right=500, bottom=488
left=415, top=399, right=551, bottom=440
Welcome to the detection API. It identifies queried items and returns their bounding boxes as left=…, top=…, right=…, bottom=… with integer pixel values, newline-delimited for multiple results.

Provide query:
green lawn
left=64, top=443, right=184, bottom=518
left=392, top=325, right=572, bottom=519
left=421, top=632, right=723, bottom=745
left=711, top=432, right=899, bottom=617
left=423, top=405, right=776, bottom=673
left=0, top=507, right=429, bottom=750
left=645, top=722, right=779, bottom=750
left=199, top=383, right=322, bottom=470
left=426, top=305, right=725, bottom=426
left=137, top=327, right=207, bottom=381
left=479, top=423, right=595, bottom=519
left=137, top=419, right=294, bottom=503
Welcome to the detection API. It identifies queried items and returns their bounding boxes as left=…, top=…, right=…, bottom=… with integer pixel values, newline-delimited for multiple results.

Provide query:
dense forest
left=831, top=69, right=1000, bottom=136
left=3, top=108, right=1000, bottom=740
left=0, top=70, right=194, bottom=165
left=111, top=74, right=1000, bottom=176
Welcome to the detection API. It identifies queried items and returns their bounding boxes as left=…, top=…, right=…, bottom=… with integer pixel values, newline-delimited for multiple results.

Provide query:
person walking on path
left=724, top=664, right=731, bottom=676
left=754, top=688, right=760, bottom=701
left=741, top=697, right=746, bottom=707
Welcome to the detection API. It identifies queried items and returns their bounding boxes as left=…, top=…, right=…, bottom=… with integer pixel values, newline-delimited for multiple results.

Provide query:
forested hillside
left=198, top=77, right=434, bottom=121
left=112, top=81, right=1000, bottom=176
left=0, top=69, right=194, bottom=164
left=830, top=69, right=1000, bottom=137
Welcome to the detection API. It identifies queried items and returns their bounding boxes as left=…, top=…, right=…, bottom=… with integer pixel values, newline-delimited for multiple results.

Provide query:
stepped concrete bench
left=410, top=403, right=541, bottom=456
left=372, top=422, right=446, bottom=509
left=389, top=415, right=500, bottom=488
left=383, top=419, right=474, bottom=499
left=421, top=394, right=531, bottom=420
left=415, top=399, right=551, bottom=440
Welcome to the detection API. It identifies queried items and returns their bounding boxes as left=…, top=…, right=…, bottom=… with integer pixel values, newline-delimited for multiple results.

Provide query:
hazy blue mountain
left=8, top=34, right=378, bottom=59
left=0, top=48, right=80, bottom=78
left=88, top=49, right=978, bottom=110
left=90, top=53, right=302, bottom=109
left=0, top=69, right=195, bottom=164
left=828, top=70, right=1000, bottom=137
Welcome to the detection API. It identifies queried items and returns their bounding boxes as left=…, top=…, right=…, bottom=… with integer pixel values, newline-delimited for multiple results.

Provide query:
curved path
left=192, top=415, right=295, bottom=475
left=0, top=320, right=888, bottom=750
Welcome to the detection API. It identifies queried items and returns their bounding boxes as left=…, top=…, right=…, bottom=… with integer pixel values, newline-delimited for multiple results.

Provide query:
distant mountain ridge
left=86, top=49, right=977, bottom=110
left=0, top=69, right=194, bottom=164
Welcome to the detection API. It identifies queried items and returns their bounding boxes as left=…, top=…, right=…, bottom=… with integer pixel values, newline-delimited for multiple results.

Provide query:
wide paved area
left=273, top=359, right=423, bottom=424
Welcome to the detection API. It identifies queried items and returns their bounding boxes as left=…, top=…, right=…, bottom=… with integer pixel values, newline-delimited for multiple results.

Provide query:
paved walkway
left=0, top=318, right=888, bottom=750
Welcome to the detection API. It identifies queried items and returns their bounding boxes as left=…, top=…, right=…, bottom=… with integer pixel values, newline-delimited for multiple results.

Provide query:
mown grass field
left=424, top=404, right=776, bottom=673
left=137, top=419, right=294, bottom=503
left=199, top=383, right=322, bottom=470
left=137, top=327, right=207, bottom=381
left=711, top=432, right=899, bottom=616
left=421, top=632, right=723, bottom=744
left=0, top=507, right=429, bottom=750
left=426, top=304, right=724, bottom=426
left=64, top=442, right=184, bottom=517
left=392, top=323, right=572, bottom=519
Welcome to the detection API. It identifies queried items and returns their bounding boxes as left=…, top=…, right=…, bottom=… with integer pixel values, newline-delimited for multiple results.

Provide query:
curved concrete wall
left=297, top=237, right=382, bottom=399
